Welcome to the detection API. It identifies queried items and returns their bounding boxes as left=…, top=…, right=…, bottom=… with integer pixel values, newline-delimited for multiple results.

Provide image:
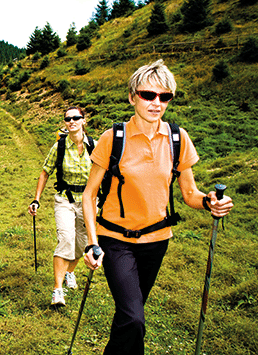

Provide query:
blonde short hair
left=128, top=59, right=177, bottom=97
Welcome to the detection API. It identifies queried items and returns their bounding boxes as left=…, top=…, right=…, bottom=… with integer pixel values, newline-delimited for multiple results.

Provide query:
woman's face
left=129, top=82, right=172, bottom=125
left=64, top=108, right=86, bottom=134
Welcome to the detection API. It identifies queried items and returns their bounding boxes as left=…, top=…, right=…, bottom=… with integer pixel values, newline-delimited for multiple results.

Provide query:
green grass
left=0, top=109, right=257, bottom=354
left=0, top=0, right=258, bottom=353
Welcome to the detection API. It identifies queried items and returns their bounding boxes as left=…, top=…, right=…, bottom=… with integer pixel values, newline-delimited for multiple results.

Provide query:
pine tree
left=41, top=23, right=60, bottom=55
left=147, top=1, right=168, bottom=37
left=180, top=0, right=212, bottom=33
left=0, top=41, right=25, bottom=64
left=76, top=26, right=92, bottom=51
left=26, top=27, right=42, bottom=55
left=109, top=0, right=135, bottom=20
left=26, top=23, right=60, bottom=56
left=94, top=0, right=109, bottom=26
left=66, top=23, right=77, bottom=47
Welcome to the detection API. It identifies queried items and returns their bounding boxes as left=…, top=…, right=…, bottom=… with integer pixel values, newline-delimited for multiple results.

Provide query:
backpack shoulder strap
left=169, top=123, right=181, bottom=182
left=54, top=134, right=71, bottom=199
left=167, top=123, right=181, bottom=226
left=56, top=134, right=67, bottom=180
left=97, top=122, right=126, bottom=217
left=109, top=122, right=126, bottom=217
left=109, top=122, right=126, bottom=169
left=86, top=135, right=95, bottom=156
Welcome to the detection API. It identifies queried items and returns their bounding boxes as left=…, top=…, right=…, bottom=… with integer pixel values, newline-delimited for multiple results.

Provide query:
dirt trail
left=0, top=109, right=51, bottom=232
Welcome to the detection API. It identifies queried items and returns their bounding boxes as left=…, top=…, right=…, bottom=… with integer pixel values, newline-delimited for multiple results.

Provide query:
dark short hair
left=64, top=106, right=85, bottom=118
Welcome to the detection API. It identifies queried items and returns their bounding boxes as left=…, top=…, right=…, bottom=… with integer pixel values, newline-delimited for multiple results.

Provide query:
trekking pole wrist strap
left=202, top=196, right=211, bottom=212
left=30, top=200, right=40, bottom=209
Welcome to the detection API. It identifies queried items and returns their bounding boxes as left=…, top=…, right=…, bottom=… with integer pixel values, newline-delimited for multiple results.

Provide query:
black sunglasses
left=64, top=116, right=84, bottom=122
left=136, top=90, right=173, bottom=103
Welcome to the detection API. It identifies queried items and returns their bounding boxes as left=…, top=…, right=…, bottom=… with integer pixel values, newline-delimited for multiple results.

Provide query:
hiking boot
left=65, top=272, right=78, bottom=289
left=51, top=288, right=66, bottom=306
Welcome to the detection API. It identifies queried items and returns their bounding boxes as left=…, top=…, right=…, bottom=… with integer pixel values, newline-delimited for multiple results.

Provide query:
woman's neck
left=134, top=116, right=160, bottom=140
left=69, top=130, right=84, bottom=146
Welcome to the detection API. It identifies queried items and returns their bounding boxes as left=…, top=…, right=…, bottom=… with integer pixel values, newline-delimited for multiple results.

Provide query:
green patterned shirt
left=43, top=134, right=93, bottom=202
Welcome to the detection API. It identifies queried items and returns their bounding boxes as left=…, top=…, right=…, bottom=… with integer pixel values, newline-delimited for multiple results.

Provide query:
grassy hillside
left=0, top=0, right=257, bottom=354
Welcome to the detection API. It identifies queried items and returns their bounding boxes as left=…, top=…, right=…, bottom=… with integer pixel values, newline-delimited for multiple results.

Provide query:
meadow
left=0, top=0, right=258, bottom=354
left=0, top=108, right=257, bottom=355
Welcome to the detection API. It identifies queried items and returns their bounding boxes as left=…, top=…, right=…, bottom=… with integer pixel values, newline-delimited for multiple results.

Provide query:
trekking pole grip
left=215, top=183, right=227, bottom=200
left=92, top=245, right=102, bottom=260
left=213, top=184, right=227, bottom=220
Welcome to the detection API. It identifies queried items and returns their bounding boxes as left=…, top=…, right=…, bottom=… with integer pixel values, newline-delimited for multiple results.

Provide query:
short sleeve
left=43, top=142, right=58, bottom=176
left=177, top=128, right=199, bottom=171
left=90, top=128, right=113, bottom=170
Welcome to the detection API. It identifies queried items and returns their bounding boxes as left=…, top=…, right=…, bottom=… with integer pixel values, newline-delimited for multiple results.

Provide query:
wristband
left=202, top=196, right=211, bottom=212
left=85, top=244, right=98, bottom=254
left=30, top=200, right=40, bottom=209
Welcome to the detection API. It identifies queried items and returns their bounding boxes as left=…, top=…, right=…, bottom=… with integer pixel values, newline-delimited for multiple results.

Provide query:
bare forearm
left=178, top=168, right=205, bottom=209
left=178, top=168, right=233, bottom=217
left=82, top=163, right=106, bottom=246
left=82, top=163, right=106, bottom=269
left=82, top=191, right=98, bottom=246
left=181, top=186, right=206, bottom=209
left=35, top=170, right=49, bottom=201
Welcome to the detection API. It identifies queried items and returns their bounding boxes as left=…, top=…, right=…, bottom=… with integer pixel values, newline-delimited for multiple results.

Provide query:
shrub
left=40, top=56, right=50, bottom=69
left=215, top=18, right=233, bottom=35
left=74, top=61, right=90, bottom=75
left=0, top=87, right=6, bottom=95
left=123, top=29, right=131, bottom=38
left=236, top=182, right=255, bottom=195
left=239, top=0, right=258, bottom=5
left=215, top=38, right=227, bottom=48
left=56, top=48, right=67, bottom=58
left=61, top=87, right=74, bottom=100
left=57, top=79, right=70, bottom=93
left=212, top=60, right=230, bottom=82
left=238, top=37, right=258, bottom=63
left=170, top=10, right=183, bottom=24
left=76, top=32, right=91, bottom=51
left=8, top=79, right=21, bottom=92
left=32, top=51, right=41, bottom=61
left=19, top=71, right=30, bottom=83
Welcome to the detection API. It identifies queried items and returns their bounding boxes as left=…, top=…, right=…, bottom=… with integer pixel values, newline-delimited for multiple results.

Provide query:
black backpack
left=54, top=133, right=95, bottom=203
left=96, top=122, right=182, bottom=236
left=55, top=123, right=181, bottom=233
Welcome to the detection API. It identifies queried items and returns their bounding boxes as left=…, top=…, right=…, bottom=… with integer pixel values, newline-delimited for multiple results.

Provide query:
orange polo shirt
left=91, top=116, right=199, bottom=243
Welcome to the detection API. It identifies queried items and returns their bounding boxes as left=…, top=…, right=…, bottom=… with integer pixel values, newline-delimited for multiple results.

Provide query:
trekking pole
left=194, top=184, right=227, bottom=355
left=67, top=245, right=102, bottom=355
left=32, top=205, right=38, bottom=273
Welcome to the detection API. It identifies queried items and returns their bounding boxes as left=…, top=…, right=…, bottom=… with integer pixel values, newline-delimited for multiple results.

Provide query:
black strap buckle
left=70, top=185, right=86, bottom=193
left=172, top=167, right=181, bottom=179
left=123, top=229, right=141, bottom=238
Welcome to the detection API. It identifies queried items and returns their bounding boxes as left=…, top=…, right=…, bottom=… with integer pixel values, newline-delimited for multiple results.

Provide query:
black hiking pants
left=98, top=235, right=169, bottom=355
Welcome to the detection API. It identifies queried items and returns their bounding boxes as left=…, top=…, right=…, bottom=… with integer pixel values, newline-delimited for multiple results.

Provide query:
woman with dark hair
left=28, top=107, right=93, bottom=306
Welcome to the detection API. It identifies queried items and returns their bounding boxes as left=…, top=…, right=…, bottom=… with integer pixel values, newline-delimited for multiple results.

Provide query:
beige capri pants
left=54, top=194, right=88, bottom=260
